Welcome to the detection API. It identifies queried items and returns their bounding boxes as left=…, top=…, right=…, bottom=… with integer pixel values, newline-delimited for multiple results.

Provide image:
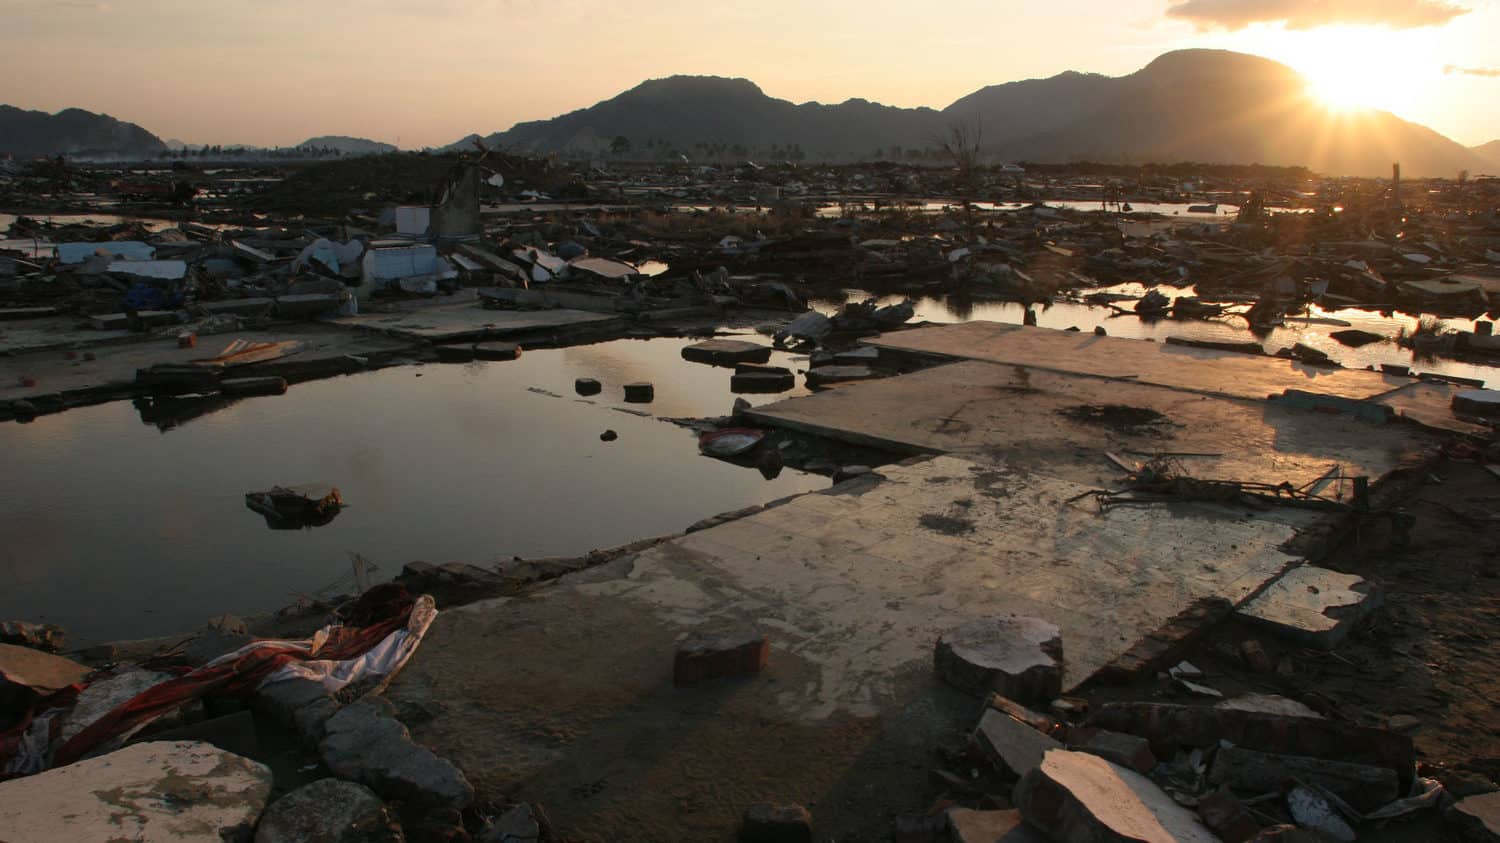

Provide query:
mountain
left=1474, top=140, right=1500, bottom=172
left=468, top=75, right=938, bottom=161
left=297, top=135, right=398, bottom=155
left=460, top=50, right=1488, bottom=177
left=0, top=105, right=166, bottom=158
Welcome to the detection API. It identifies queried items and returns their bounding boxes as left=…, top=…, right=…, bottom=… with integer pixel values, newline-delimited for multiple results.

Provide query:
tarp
left=0, top=585, right=435, bottom=777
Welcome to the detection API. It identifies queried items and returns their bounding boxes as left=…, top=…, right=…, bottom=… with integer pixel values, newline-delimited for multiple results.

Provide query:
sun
left=1225, top=25, right=1439, bottom=116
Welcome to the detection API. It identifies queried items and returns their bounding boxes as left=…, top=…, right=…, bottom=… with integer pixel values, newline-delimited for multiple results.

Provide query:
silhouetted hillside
left=460, top=50, right=1489, bottom=177
left=0, top=106, right=166, bottom=158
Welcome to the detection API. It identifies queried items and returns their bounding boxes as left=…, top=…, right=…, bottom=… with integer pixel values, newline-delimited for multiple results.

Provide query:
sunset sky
left=2, top=0, right=1497, bottom=150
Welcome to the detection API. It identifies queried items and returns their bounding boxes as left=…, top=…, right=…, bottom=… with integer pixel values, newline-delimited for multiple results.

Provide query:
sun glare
left=1229, top=25, right=1439, bottom=116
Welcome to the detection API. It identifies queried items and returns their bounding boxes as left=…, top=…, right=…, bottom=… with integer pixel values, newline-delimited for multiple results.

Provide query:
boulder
left=0, top=740, right=270, bottom=842
left=254, top=778, right=403, bottom=843
left=934, top=616, right=1063, bottom=704
left=319, top=700, right=474, bottom=810
left=1013, top=749, right=1219, bottom=842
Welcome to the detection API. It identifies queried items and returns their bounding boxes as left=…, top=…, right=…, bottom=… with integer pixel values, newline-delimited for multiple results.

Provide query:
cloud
left=1166, top=0, right=1470, bottom=30
left=1445, top=64, right=1500, bottom=77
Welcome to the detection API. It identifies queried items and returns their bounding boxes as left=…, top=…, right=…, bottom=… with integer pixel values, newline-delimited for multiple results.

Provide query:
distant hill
left=297, top=135, right=397, bottom=155
left=0, top=105, right=166, bottom=158
left=1475, top=140, right=1500, bottom=172
left=459, top=50, right=1489, bottom=177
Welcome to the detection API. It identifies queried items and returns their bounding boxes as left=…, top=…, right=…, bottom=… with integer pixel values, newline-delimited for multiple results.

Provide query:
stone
left=253, top=677, right=341, bottom=744
left=574, top=377, right=601, bottom=396
left=183, top=626, right=254, bottom=667
left=805, top=364, right=880, bottom=388
left=1196, top=787, right=1260, bottom=843
left=1237, top=565, right=1382, bottom=649
left=0, top=642, right=89, bottom=692
left=674, top=631, right=769, bottom=685
left=832, top=465, right=874, bottom=484
left=934, top=615, right=1063, bottom=705
left=623, top=382, right=654, bottom=403
left=472, top=341, right=521, bottom=361
left=1050, top=697, right=1089, bottom=719
left=1388, top=714, right=1422, bottom=733
left=975, top=709, right=1063, bottom=779
left=1090, top=703, right=1413, bottom=792
left=254, top=778, right=403, bottom=843
left=207, top=613, right=248, bottom=635
left=1013, top=750, right=1219, bottom=842
left=320, top=699, right=474, bottom=810
left=1437, top=770, right=1499, bottom=799
left=1215, top=694, right=1323, bottom=719
left=0, top=620, right=65, bottom=651
left=1240, top=640, right=1273, bottom=673
left=731, top=370, right=796, bottom=393
left=1210, top=746, right=1400, bottom=814
left=740, top=803, right=812, bottom=843
left=945, top=808, right=1046, bottom=842
left=1453, top=389, right=1500, bottom=419
left=57, top=668, right=171, bottom=744
left=1448, top=791, right=1500, bottom=842
left=1072, top=728, right=1156, bottom=773
left=682, top=338, right=773, bottom=366
left=1285, top=786, right=1355, bottom=842
left=600, top=430, right=618, bottom=442
left=0, top=740, right=271, bottom=842
left=477, top=803, right=539, bottom=842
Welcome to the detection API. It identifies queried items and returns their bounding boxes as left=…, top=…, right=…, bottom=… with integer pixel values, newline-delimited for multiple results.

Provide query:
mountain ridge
left=462, top=49, right=1487, bottom=177
left=0, top=105, right=166, bottom=158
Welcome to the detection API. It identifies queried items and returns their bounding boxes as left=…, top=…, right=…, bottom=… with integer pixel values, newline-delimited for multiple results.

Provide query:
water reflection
left=0, top=337, right=822, bottom=643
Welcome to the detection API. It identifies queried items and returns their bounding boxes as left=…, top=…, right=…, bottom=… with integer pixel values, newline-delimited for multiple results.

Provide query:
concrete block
left=805, top=364, right=880, bottom=388
left=674, top=631, right=769, bottom=685
left=682, top=338, right=772, bottom=366
left=473, top=341, right=521, bottom=361
left=975, top=709, right=1063, bottom=779
left=1209, top=745, right=1398, bottom=813
left=934, top=616, right=1063, bottom=704
left=1013, top=750, right=1220, bottom=842
left=1237, top=565, right=1382, bottom=649
left=0, top=740, right=270, bottom=842
left=1072, top=727, right=1156, bottom=773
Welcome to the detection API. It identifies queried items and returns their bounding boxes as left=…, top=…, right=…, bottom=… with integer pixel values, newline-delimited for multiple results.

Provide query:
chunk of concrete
left=1236, top=565, right=1381, bottom=649
left=477, top=803, right=540, bottom=842
left=1286, top=786, right=1355, bottom=842
left=1013, top=750, right=1220, bottom=842
left=1072, top=728, right=1156, bottom=773
left=945, top=807, right=1047, bottom=842
left=740, top=803, right=811, bottom=843
left=682, top=338, right=773, bottom=366
left=319, top=699, right=474, bottom=810
left=253, top=677, right=340, bottom=744
left=1196, top=787, right=1260, bottom=843
left=1215, top=693, right=1323, bottom=719
left=0, top=740, right=271, bottom=842
left=1448, top=791, right=1500, bottom=842
left=674, top=631, right=769, bottom=686
left=934, top=616, right=1063, bottom=704
left=976, top=709, right=1063, bottom=779
left=254, top=778, right=403, bottom=843
left=1210, top=745, right=1399, bottom=813
left=57, top=668, right=171, bottom=744
left=473, top=341, right=521, bottom=361
left=805, top=365, right=880, bottom=388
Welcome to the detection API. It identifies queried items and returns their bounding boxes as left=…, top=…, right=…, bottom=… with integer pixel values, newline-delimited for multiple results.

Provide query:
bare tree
left=938, top=119, right=983, bottom=191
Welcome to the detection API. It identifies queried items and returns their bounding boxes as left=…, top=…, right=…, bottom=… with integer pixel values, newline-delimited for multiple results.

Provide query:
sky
left=1, top=0, right=1497, bottom=149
